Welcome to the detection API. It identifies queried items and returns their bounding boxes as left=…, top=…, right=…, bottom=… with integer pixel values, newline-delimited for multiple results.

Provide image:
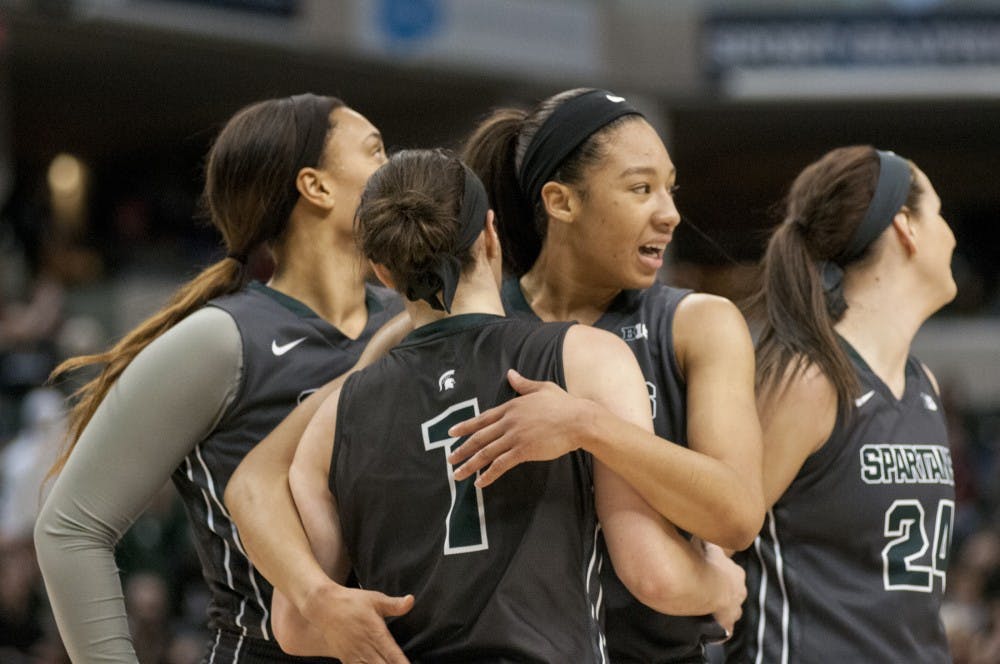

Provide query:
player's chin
left=627, top=269, right=659, bottom=291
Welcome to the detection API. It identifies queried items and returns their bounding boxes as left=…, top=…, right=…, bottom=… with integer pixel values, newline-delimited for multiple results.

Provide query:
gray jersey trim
left=185, top=442, right=271, bottom=640
left=753, top=510, right=790, bottom=664
left=586, top=524, right=608, bottom=664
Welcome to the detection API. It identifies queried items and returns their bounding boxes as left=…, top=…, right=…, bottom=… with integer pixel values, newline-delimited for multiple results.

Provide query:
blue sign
left=378, top=0, right=443, bottom=44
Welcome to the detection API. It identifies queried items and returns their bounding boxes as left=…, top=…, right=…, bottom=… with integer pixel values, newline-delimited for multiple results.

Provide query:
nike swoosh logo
left=855, top=390, right=876, bottom=408
left=271, top=337, right=307, bottom=356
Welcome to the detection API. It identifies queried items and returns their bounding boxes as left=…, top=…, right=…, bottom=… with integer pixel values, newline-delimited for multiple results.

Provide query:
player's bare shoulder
left=563, top=324, right=636, bottom=374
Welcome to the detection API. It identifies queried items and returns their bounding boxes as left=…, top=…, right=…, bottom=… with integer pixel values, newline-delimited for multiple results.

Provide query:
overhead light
left=48, top=153, right=84, bottom=198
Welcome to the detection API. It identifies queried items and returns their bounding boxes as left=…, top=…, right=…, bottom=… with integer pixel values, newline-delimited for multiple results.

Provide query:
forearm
left=227, top=469, right=341, bottom=609
left=271, top=587, right=334, bottom=657
left=612, top=516, right=722, bottom=616
left=34, top=509, right=137, bottom=663
left=582, top=402, right=760, bottom=549
left=225, top=382, right=343, bottom=605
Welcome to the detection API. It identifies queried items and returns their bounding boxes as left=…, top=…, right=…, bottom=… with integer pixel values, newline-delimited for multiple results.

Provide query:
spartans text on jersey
left=860, top=444, right=954, bottom=486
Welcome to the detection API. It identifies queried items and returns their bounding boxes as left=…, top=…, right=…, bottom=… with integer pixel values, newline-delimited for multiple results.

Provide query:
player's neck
left=405, top=273, right=505, bottom=330
left=269, top=230, right=369, bottom=338
left=835, top=278, right=923, bottom=398
left=520, top=251, right=619, bottom=326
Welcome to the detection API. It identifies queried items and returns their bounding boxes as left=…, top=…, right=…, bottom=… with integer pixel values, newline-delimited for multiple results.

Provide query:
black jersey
left=331, top=314, right=606, bottom=664
left=503, top=278, right=719, bottom=664
left=171, top=281, right=401, bottom=661
left=727, top=344, right=954, bottom=664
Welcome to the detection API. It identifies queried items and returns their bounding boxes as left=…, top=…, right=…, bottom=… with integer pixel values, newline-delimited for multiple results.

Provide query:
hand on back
left=448, top=369, right=590, bottom=485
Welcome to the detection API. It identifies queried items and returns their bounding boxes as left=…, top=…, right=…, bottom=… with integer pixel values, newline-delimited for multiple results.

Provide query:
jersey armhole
left=192, top=305, right=245, bottom=428
left=797, top=394, right=848, bottom=477
left=663, top=289, right=692, bottom=389
left=551, top=322, right=575, bottom=392
left=328, top=373, right=360, bottom=501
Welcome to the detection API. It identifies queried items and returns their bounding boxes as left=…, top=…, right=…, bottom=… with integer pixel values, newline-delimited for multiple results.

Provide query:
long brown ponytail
left=47, top=94, right=344, bottom=478
left=751, top=145, right=924, bottom=412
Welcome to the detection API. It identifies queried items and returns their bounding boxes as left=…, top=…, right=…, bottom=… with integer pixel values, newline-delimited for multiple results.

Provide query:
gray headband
left=518, top=89, right=643, bottom=204
left=838, top=150, right=912, bottom=263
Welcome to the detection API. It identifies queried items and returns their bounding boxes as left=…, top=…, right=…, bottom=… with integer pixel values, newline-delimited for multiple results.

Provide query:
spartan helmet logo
left=438, top=370, right=456, bottom=392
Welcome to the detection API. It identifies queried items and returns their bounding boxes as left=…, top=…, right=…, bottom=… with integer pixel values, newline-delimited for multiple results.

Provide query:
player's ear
left=370, top=263, right=396, bottom=291
left=296, top=167, right=336, bottom=211
left=483, top=210, right=500, bottom=261
left=540, top=181, right=578, bottom=225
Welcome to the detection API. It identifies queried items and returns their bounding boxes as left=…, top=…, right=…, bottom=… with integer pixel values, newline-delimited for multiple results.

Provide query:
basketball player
left=444, top=88, right=764, bottom=663
left=725, top=147, right=956, bottom=662
left=270, top=149, right=746, bottom=662
left=34, top=94, right=407, bottom=663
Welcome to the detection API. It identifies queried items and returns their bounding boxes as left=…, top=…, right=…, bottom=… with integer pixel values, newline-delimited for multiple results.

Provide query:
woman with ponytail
left=271, top=149, right=745, bottom=662
left=34, top=94, right=406, bottom=663
left=727, top=146, right=957, bottom=663
left=437, top=88, right=763, bottom=663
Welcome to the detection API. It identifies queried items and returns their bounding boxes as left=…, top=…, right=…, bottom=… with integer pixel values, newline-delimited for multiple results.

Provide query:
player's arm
left=448, top=297, right=764, bottom=550
left=564, top=327, right=746, bottom=630
left=270, top=386, right=413, bottom=662
left=34, top=308, right=242, bottom=663
left=668, top=293, right=764, bottom=547
left=224, top=311, right=411, bottom=592
left=757, top=361, right=837, bottom=509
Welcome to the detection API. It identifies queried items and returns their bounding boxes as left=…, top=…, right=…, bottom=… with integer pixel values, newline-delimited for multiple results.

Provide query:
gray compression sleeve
left=34, top=307, right=242, bottom=663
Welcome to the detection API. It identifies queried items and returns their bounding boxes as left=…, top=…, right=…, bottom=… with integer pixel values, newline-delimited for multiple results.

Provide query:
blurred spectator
left=0, top=388, right=65, bottom=540
left=942, top=528, right=1000, bottom=664
left=0, top=388, right=67, bottom=661
left=124, top=573, right=171, bottom=664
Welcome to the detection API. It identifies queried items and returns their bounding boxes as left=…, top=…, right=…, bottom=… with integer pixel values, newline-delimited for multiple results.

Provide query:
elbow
left=270, top=602, right=308, bottom=656
left=712, top=494, right=765, bottom=552
left=32, top=502, right=71, bottom=575
left=270, top=589, right=319, bottom=657
left=32, top=511, right=54, bottom=571
left=615, top=561, right=708, bottom=617
left=719, top=508, right=764, bottom=552
left=222, top=466, right=249, bottom=515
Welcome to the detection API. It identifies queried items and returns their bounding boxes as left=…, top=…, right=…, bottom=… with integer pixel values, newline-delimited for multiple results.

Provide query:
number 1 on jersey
left=422, top=399, right=489, bottom=555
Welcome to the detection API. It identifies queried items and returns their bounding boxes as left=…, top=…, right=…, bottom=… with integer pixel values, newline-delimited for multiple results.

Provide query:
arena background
left=0, top=1, right=997, bottom=662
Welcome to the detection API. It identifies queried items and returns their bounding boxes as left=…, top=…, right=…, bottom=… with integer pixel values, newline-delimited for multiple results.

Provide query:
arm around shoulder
left=564, top=319, right=761, bottom=550
left=564, top=329, right=746, bottom=624
left=224, top=312, right=410, bottom=591
left=672, top=293, right=765, bottom=548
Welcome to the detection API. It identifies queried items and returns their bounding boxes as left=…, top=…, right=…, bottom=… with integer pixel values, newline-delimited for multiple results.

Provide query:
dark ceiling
left=2, top=8, right=539, bottom=171
left=3, top=6, right=998, bottom=304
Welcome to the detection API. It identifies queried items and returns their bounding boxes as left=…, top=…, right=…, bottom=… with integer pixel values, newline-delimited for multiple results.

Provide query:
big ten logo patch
left=621, top=322, right=648, bottom=342
left=646, top=381, right=658, bottom=420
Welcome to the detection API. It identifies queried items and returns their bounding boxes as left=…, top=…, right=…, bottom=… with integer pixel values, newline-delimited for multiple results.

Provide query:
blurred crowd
left=0, top=178, right=998, bottom=663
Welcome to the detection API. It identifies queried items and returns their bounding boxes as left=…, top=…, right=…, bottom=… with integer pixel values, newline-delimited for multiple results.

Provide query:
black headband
left=518, top=89, right=644, bottom=204
left=272, top=94, right=338, bottom=231
left=406, top=166, right=490, bottom=313
left=838, top=150, right=912, bottom=263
